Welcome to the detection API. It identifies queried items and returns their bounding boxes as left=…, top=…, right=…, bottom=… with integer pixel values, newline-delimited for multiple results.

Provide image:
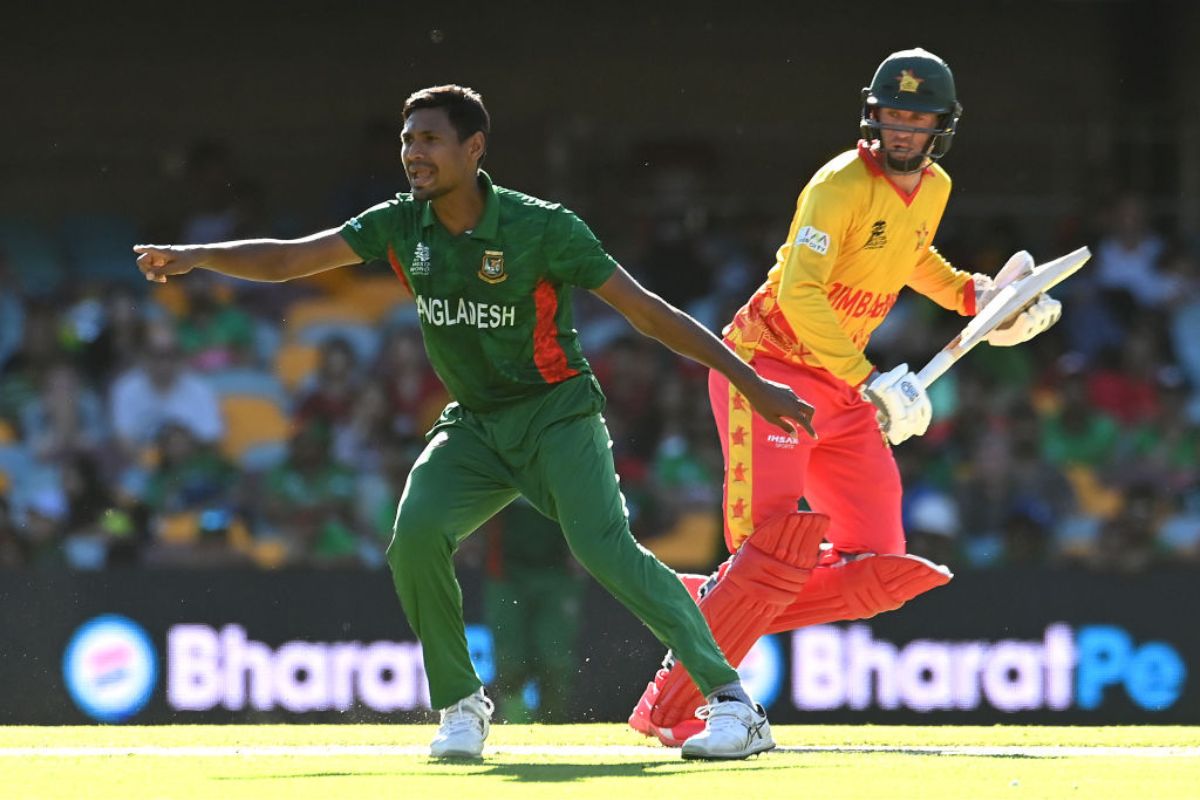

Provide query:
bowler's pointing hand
left=132, top=244, right=201, bottom=284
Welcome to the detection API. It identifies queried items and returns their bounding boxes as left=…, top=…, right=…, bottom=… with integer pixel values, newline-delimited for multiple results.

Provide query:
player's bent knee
left=387, top=509, right=455, bottom=573
left=561, top=518, right=626, bottom=563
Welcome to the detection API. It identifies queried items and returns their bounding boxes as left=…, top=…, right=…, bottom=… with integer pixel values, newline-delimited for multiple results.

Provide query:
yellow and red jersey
left=725, top=141, right=977, bottom=388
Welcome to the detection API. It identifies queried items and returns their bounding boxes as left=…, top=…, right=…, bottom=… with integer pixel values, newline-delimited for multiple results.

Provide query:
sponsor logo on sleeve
left=795, top=225, right=830, bottom=256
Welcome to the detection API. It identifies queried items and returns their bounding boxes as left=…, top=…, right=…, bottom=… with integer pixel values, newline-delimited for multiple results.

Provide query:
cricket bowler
left=134, top=85, right=816, bottom=760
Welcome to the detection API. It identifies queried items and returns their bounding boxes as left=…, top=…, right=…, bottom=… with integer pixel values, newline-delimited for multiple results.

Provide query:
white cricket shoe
left=430, top=690, right=494, bottom=759
left=680, top=699, right=774, bottom=760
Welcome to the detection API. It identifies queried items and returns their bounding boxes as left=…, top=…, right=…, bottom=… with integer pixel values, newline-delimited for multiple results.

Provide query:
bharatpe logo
left=791, top=623, right=1187, bottom=713
left=62, top=614, right=158, bottom=723
left=416, top=295, right=516, bottom=329
left=168, top=624, right=434, bottom=713
left=56, top=619, right=490, bottom=717
left=794, top=225, right=830, bottom=256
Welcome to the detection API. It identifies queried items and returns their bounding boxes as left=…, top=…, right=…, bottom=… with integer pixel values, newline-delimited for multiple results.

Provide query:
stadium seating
left=0, top=218, right=66, bottom=296
left=274, top=342, right=321, bottom=391
left=295, top=322, right=381, bottom=367
left=283, top=297, right=374, bottom=331
left=279, top=278, right=406, bottom=371
left=1064, top=465, right=1123, bottom=518
left=59, top=213, right=144, bottom=287
left=337, top=276, right=412, bottom=320
left=217, top=395, right=292, bottom=466
left=206, top=368, right=291, bottom=408
left=643, top=510, right=723, bottom=571
left=205, top=369, right=292, bottom=467
left=0, top=445, right=31, bottom=502
left=253, top=319, right=283, bottom=366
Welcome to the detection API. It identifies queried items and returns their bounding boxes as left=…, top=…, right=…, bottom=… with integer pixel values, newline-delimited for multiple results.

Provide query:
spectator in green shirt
left=260, top=422, right=361, bottom=566
left=1041, top=364, right=1120, bottom=468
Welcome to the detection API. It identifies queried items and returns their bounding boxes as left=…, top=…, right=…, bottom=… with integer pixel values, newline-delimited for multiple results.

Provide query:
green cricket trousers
left=386, top=374, right=738, bottom=709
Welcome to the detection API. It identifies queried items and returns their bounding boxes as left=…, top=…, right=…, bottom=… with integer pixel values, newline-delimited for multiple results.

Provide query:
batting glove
left=984, top=293, right=1062, bottom=347
left=861, top=364, right=932, bottom=446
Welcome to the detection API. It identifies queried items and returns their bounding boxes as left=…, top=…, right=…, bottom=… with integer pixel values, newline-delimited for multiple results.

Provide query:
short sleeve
left=340, top=197, right=406, bottom=264
left=545, top=208, right=619, bottom=289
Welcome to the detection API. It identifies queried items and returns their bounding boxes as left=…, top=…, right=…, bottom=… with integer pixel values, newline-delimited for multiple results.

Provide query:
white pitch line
left=0, top=744, right=1198, bottom=759
left=0, top=745, right=670, bottom=759
left=782, top=745, right=1200, bottom=758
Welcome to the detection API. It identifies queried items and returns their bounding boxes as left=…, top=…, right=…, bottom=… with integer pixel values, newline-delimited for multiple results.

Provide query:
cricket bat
left=915, top=246, right=1091, bottom=389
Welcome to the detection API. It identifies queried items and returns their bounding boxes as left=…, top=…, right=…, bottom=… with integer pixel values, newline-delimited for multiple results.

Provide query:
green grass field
left=5, top=724, right=1200, bottom=800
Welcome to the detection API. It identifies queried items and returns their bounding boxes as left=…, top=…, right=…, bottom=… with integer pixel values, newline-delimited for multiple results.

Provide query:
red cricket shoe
left=627, top=668, right=703, bottom=747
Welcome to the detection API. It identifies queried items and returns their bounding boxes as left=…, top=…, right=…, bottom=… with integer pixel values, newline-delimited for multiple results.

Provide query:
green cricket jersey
left=340, top=172, right=618, bottom=412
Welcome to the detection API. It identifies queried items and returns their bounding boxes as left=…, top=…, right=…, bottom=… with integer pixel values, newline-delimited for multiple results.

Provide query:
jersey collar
left=419, top=170, right=500, bottom=240
left=856, top=140, right=932, bottom=207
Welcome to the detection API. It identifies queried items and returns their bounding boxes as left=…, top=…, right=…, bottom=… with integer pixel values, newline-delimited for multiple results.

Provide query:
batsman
left=630, top=47, right=1064, bottom=744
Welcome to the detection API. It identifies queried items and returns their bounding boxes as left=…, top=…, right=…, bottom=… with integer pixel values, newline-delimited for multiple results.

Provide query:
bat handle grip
left=916, top=350, right=957, bottom=389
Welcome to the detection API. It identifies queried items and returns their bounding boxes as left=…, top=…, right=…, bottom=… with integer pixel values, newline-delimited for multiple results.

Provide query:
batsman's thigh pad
left=649, top=512, right=828, bottom=730
left=767, top=552, right=952, bottom=633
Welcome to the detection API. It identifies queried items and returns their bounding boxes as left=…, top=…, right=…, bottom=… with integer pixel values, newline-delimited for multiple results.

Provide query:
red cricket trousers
left=710, top=354, right=905, bottom=557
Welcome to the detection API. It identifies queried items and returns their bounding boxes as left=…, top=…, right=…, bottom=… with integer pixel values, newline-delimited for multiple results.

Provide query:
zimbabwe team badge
left=479, top=250, right=507, bottom=283
left=897, top=69, right=924, bottom=93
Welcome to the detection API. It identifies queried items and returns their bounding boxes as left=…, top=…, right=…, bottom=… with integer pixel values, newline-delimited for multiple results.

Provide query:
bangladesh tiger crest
left=479, top=250, right=507, bottom=283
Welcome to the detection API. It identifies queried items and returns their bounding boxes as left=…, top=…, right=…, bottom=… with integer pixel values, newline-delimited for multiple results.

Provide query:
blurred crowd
left=1, top=136, right=1198, bottom=574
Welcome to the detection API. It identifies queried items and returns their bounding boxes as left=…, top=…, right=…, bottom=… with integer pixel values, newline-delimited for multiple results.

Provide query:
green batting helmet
left=860, top=47, right=962, bottom=162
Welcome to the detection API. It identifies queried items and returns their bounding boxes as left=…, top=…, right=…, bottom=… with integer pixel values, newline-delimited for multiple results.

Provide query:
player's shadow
left=478, top=761, right=800, bottom=782
left=215, top=772, right=397, bottom=781
left=783, top=747, right=1045, bottom=760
